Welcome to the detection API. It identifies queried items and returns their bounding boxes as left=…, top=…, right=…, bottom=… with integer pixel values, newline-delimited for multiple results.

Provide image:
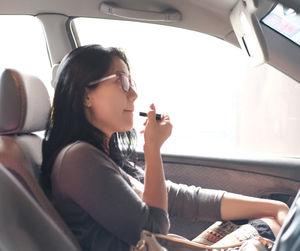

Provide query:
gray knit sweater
left=51, top=141, right=224, bottom=251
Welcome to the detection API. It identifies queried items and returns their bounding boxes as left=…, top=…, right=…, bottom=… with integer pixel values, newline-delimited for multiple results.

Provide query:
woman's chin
left=118, top=123, right=133, bottom=133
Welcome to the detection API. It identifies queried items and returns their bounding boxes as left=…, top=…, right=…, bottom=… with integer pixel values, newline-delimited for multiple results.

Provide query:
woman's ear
left=84, top=92, right=92, bottom=107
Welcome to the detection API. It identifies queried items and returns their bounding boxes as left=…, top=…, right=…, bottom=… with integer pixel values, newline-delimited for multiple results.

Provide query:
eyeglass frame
left=86, top=72, right=136, bottom=92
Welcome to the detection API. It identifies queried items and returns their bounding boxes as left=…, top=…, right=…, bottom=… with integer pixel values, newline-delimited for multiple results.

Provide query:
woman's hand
left=259, top=202, right=289, bottom=237
left=141, top=103, right=172, bottom=150
left=140, top=104, right=172, bottom=212
left=274, top=201, right=289, bottom=226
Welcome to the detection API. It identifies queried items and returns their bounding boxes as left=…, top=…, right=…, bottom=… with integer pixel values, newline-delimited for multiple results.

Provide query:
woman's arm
left=143, top=145, right=168, bottom=211
left=220, top=192, right=289, bottom=226
left=142, top=104, right=172, bottom=212
left=166, top=181, right=225, bottom=221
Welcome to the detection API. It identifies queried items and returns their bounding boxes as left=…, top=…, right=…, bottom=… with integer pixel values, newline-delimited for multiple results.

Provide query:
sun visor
left=230, top=0, right=271, bottom=66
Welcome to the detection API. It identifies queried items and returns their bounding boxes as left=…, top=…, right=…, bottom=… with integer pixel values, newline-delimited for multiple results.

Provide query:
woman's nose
left=128, top=87, right=138, bottom=101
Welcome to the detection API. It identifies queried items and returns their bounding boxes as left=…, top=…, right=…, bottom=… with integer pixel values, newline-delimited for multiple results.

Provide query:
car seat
left=0, top=68, right=81, bottom=251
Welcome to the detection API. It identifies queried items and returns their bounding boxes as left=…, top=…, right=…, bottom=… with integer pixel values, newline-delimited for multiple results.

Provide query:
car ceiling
left=1, top=0, right=299, bottom=81
left=1, top=0, right=299, bottom=36
left=0, top=0, right=239, bottom=42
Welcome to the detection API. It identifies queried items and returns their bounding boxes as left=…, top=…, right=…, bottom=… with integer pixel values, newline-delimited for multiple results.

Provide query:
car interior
left=0, top=0, right=299, bottom=250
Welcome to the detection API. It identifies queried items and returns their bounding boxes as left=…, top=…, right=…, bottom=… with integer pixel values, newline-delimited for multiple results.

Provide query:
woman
left=42, top=44, right=288, bottom=251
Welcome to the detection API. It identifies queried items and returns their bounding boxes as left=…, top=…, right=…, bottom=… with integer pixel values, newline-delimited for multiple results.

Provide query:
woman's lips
left=124, top=107, right=134, bottom=112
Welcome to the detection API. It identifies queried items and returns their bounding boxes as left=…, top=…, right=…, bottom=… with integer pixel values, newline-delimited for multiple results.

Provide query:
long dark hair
left=41, top=44, right=139, bottom=195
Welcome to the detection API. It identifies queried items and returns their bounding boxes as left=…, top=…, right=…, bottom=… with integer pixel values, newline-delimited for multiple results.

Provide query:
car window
left=72, top=18, right=300, bottom=158
left=0, top=15, right=52, bottom=94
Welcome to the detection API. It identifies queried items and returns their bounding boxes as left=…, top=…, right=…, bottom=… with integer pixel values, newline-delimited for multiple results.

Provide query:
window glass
left=0, top=15, right=52, bottom=92
left=73, top=18, right=250, bottom=156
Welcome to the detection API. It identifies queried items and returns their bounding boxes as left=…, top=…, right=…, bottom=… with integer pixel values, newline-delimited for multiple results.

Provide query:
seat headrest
left=0, top=69, right=51, bottom=134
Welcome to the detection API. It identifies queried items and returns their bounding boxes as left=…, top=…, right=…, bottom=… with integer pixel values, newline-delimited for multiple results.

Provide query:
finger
left=150, top=103, right=156, bottom=111
left=160, top=115, right=170, bottom=123
left=163, top=114, right=170, bottom=120
left=147, top=103, right=157, bottom=121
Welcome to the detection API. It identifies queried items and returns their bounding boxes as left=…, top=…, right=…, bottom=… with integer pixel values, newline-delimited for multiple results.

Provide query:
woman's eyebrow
left=115, top=70, right=126, bottom=74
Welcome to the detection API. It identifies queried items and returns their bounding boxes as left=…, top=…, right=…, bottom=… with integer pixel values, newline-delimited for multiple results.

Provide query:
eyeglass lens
left=121, top=75, right=130, bottom=92
left=120, top=74, right=136, bottom=92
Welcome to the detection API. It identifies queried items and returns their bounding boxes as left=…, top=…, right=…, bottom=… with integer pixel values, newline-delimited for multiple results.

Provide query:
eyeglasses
left=87, top=72, right=136, bottom=92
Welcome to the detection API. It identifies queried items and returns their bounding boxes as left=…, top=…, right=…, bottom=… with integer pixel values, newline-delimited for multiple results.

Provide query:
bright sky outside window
left=74, top=18, right=249, bottom=156
left=0, top=15, right=51, bottom=92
